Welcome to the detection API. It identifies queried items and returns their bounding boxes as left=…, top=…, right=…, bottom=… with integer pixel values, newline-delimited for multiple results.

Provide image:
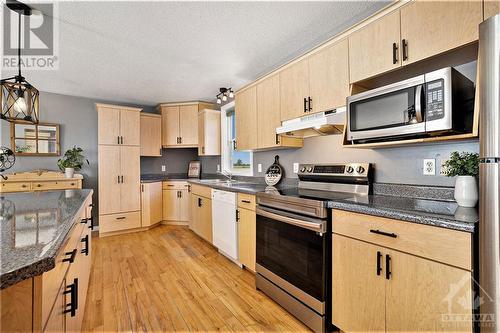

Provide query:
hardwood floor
left=82, top=225, right=311, bottom=332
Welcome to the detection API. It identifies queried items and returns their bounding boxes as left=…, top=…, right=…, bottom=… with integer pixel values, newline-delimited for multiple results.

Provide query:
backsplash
left=140, top=148, right=199, bottom=175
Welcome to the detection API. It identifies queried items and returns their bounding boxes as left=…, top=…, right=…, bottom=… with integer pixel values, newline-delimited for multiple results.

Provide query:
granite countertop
left=0, top=189, right=93, bottom=289
left=187, top=179, right=295, bottom=195
left=140, top=173, right=223, bottom=183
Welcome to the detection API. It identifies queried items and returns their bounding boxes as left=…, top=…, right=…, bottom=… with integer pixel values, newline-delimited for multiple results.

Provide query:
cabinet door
left=189, top=193, right=198, bottom=231
left=198, top=111, right=221, bottom=156
left=385, top=249, right=473, bottom=332
left=162, top=189, right=180, bottom=221
left=332, top=234, right=385, bottom=332
left=98, top=106, right=121, bottom=145
left=43, top=279, right=66, bottom=333
left=140, top=115, right=162, bottom=156
left=120, top=110, right=140, bottom=146
left=161, top=106, right=180, bottom=146
left=141, top=182, right=162, bottom=227
left=235, top=86, right=258, bottom=151
left=198, top=197, right=212, bottom=243
left=257, top=74, right=281, bottom=149
left=179, top=189, right=190, bottom=222
left=400, top=1, right=482, bottom=65
left=485, top=0, right=500, bottom=20
left=198, top=112, right=205, bottom=155
left=238, top=208, right=256, bottom=272
left=179, top=105, right=199, bottom=146
left=120, top=146, right=141, bottom=212
left=349, top=10, right=401, bottom=83
left=98, top=145, right=121, bottom=214
left=309, top=39, right=350, bottom=112
left=279, top=59, right=310, bottom=121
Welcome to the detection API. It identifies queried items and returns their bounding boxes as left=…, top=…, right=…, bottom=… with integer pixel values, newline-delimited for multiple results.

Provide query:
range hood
left=276, top=107, right=346, bottom=138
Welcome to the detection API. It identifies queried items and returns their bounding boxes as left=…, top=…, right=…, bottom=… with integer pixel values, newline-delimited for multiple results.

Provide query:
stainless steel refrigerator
left=479, top=13, right=500, bottom=333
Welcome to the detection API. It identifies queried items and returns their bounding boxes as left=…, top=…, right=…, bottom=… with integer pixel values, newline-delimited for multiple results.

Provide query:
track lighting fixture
left=215, top=87, right=234, bottom=105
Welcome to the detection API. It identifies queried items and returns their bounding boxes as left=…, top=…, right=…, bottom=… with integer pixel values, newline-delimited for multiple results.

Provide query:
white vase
left=454, top=176, right=478, bottom=207
left=65, top=168, right=75, bottom=179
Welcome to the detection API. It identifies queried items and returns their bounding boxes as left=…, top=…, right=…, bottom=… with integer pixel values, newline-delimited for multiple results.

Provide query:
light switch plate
left=258, top=164, right=262, bottom=173
left=423, top=159, right=435, bottom=175
left=293, top=163, right=299, bottom=173
left=217, top=164, right=220, bottom=172
left=161, top=165, right=166, bottom=172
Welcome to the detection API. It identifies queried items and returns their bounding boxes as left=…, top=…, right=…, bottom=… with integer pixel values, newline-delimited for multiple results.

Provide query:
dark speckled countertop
left=0, top=189, right=93, bottom=289
left=140, top=173, right=223, bottom=183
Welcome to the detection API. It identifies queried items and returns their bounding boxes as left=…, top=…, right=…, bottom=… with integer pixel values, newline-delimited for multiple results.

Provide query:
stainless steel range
left=255, top=163, right=372, bottom=333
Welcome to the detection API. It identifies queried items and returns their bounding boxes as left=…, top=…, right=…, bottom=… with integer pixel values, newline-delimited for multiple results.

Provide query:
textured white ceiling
left=3, top=1, right=389, bottom=106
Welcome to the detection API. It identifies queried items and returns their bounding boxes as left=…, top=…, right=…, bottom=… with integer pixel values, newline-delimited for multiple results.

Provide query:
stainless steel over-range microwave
left=346, top=67, right=475, bottom=143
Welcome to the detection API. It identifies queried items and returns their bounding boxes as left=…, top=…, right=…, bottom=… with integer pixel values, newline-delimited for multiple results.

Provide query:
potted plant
left=443, top=151, right=479, bottom=207
left=57, top=146, right=89, bottom=178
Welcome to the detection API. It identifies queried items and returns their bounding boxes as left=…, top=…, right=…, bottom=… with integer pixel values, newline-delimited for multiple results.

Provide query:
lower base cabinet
left=190, top=193, right=212, bottom=243
left=141, top=182, right=163, bottom=227
left=162, top=181, right=190, bottom=222
left=237, top=193, right=256, bottom=272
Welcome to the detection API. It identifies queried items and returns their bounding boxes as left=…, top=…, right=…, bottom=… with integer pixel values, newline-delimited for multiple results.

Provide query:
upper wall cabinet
left=159, top=102, right=213, bottom=148
left=485, top=0, right=500, bottom=19
left=348, top=10, right=401, bottom=83
left=198, top=109, right=221, bottom=156
left=97, top=104, right=141, bottom=146
left=399, top=1, right=482, bottom=65
left=235, top=86, right=258, bottom=151
left=140, top=113, right=162, bottom=156
left=279, top=59, right=310, bottom=121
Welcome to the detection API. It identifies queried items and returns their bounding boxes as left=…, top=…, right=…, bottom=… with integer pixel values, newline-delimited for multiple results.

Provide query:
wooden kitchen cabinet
left=140, top=113, right=162, bottom=156
left=198, top=109, right=221, bottom=156
left=279, top=59, right=310, bottom=121
left=159, top=102, right=214, bottom=148
left=235, top=86, right=258, bottom=151
left=399, top=1, right=482, bottom=66
left=141, top=182, right=163, bottom=227
left=97, top=104, right=140, bottom=146
left=332, top=234, right=386, bottom=332
left=331, top=210, right=474, bottom=332
left=237, top=208, right=256, bottom=272
left=190, top=193, right=213, bottom=243
left=308, top=39, right=350, bottom=113
left=162, top=181, right=190, bottom=222
left=348, top=10, right=401, bottom=83
left=485, top=0, right=500, bottom=20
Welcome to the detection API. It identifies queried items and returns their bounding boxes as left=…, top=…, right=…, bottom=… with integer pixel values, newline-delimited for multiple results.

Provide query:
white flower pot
left=65, top=168, right=75, bottom=179
left=454, top=176, right=478, bottom=207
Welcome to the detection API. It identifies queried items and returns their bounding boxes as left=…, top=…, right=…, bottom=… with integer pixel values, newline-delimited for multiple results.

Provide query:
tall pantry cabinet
left=97, top=103, right=142, bottom=236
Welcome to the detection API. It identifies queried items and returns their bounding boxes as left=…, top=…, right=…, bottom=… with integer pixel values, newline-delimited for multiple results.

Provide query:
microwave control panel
left=425, top=79, right=445, bottom=121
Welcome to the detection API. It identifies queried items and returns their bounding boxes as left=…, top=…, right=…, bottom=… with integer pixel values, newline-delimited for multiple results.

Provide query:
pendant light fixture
left=1, top=0, right=40, bottom=124
left=215, top=87, right=234, bottom=105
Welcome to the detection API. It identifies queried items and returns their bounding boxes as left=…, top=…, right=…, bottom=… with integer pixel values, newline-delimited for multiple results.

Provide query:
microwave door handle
left=415, top=84, right=424, bottom=123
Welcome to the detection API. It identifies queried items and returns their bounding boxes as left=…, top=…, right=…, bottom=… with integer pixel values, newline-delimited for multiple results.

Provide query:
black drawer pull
left=370, top=229, right=397, bottom=238
left=88, top=217, right=94, bottom=230
left=116, top=217, right=126, bottom=220
left=80, top=218, right=88, bottom=224
left=198, top=197, right=202, bottom=207
left=386, top=254, right=392, bottom=280
left=63, top=249, right=77, bottom=263
left=81, top=235, right=89, bottom=256
left=241, top=200, right=251, bottom=204
left=376, top=251, right=382, bottom=276
left=63, top=278, right=78, bottom=317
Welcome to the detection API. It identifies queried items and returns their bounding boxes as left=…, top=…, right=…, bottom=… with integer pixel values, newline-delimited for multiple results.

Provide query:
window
left=221, top=101, right=253, bottom=176
left=10, top=122, right=60, bottom=156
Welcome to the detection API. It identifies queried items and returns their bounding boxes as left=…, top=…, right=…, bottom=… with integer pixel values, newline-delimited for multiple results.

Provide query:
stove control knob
left=299, top=167, right=306, bottom=173
left=346, top=166, right=354, bottom=174
left=356, top=166, right=365, bottom=174
left=307, top=167, right=313, bottom=173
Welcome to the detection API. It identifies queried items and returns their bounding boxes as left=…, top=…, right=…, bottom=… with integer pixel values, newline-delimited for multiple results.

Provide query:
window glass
left=221, top=103, right=252, bottom=176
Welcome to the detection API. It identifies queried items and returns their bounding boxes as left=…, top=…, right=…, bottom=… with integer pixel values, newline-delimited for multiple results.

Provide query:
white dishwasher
left=211, top=189, right=238, bottom=261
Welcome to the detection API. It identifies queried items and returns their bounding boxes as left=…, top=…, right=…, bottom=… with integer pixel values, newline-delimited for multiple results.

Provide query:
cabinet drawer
left=0, top=182, right=31, bottom=192
left=41, top=211, right=86, bottom=328
left=237, top=193, right=256, bottom=211
left=191, top=184, right=212, bottom=198
left=162, top=181, right=188, bottom=190
left=332, top=210, right=472, bottom=270
left=33, top=180, right=80, bottom=191
left=99, top=211, right=141, bottom=233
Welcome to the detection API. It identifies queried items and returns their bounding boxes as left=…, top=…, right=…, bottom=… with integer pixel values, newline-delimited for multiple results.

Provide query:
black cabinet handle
left=308, top=97, right=312, bottom=112
left=64, top=278, right=78, bottom=317
left=198, top=198, right=202, bottom=207
left=236, top=209, right=240, bottom=222
left=117, top=175, right=120, bottom=183
left=63, top=249, right=77, bottom=263
left=116, top=216, right=126, bottom=220
left=141, top=184, right=144, bottom=192
left=117, top=136, right=120, bottom=144
left=376, top=251, right=382, bottom=276
left=120, top=175, right=124, bottom=183
left=202, top=147, right=205, bottom=154
left=179, top=137, right=182, bottom=144
left=275, top=134, right=280, bottom=145
left=81, top=235, right=89, bottom=256
left=303, top=97, right=307, bottom=113
left=392, top=42, right=398, bottom=64
left=402, top=39, right=408, bottom=61
left=241, top=200, right=251, bottom=204
left=88, top=217, right=94, bottom=230
left=386, top=254, right=392, bottom=280
left=370, top=229, right=397, bottom=238
left=80, top=218, right=88, bottom=224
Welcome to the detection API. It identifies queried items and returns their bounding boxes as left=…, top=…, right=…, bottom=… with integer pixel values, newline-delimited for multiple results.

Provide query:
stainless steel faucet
left=218, top=170, right=233, bottom=182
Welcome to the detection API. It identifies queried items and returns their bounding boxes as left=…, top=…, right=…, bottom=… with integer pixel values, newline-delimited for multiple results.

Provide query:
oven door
left=256, top=206, right=327, bottom=313
left=347, top=75, right=426, bottom=141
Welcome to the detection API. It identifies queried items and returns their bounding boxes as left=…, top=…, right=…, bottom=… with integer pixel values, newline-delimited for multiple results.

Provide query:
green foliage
left=443, top=151, right=479, bottom=177
left=57, top=146, right=89, bottom=171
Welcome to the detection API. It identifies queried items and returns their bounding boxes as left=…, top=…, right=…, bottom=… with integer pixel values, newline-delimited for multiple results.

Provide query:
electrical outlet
left=161, top=165, right=166, bottom=172
left=258, top=164, right=262, bottom=173
left=423, top=159, right=436, bottom=175
left=293, top=163, right=299, bottom=173
left=440, top=159, right=449, bottom=176
left=217, top=164, right=220, bottom=172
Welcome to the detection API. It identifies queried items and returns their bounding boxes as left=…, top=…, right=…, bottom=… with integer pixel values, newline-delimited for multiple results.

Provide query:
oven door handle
left=415, top=84, right=424, bottom=123
left=257, top=207, right=326, bottom=234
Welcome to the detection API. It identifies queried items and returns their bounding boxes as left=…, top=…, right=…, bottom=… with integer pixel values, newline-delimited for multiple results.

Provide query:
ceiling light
left=216, top=97, right=222, bottom=104
left=228, top=90, right=234, bottom=99
left=215, top=87, right=234, bottom=104
left=222, top=94, right=228, bottom=102
left=1, top=0, right=39, bottom=124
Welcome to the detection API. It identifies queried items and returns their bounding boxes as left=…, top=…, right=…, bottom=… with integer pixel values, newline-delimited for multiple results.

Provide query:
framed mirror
left=10, top=122, right=60, bottom=156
